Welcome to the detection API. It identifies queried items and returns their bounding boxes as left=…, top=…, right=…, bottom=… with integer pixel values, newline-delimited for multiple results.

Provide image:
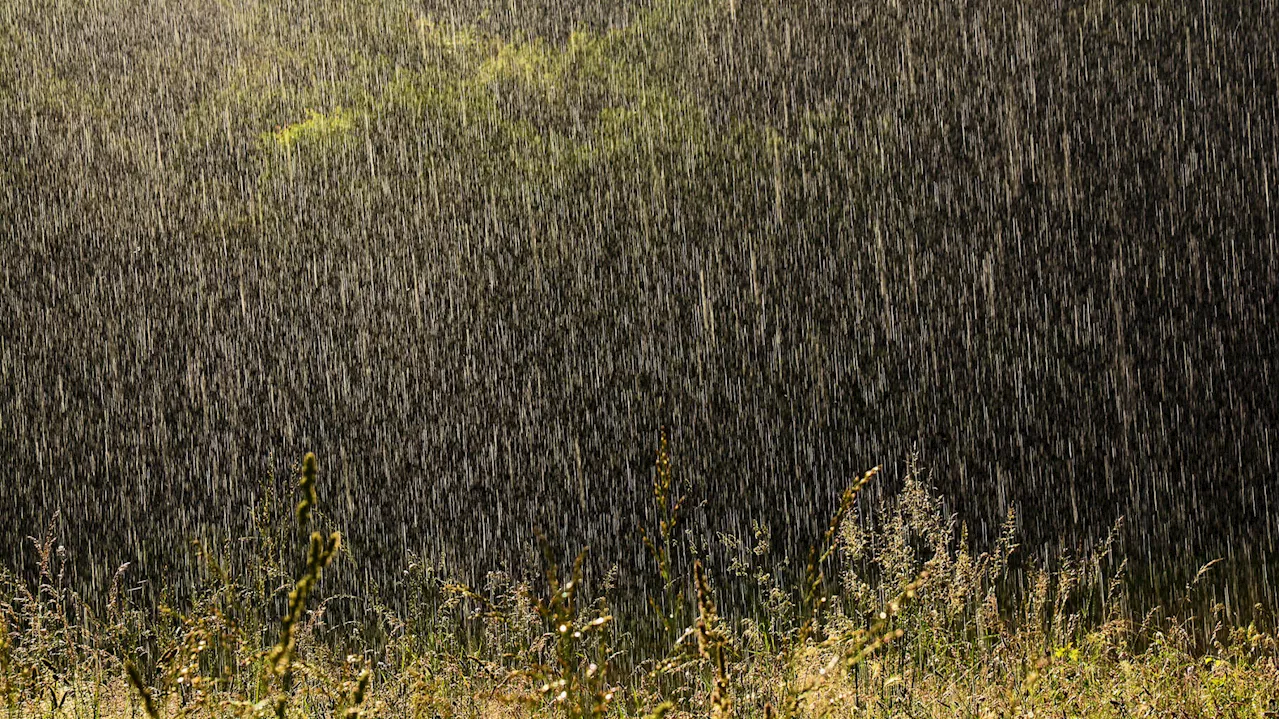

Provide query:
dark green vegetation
left=0, top=451, right=1275, bottom=718
left=0, top=0, right=1275, bottom=674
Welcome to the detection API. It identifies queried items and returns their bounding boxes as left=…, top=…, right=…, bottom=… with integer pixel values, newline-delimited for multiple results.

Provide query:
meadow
left=0, top=448, right=1274, bottom=718
left=0, top=0, right=1275, bottom=715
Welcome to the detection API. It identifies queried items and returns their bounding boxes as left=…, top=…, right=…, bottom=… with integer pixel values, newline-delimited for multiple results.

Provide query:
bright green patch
left=263, top=107, right=355, bottom=149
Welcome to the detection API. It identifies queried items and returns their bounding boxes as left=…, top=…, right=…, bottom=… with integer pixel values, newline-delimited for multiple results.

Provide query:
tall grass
left=0, top=449, right=1272, bottom=718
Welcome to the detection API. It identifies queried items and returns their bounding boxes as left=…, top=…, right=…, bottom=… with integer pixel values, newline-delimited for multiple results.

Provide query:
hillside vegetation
left=2, top=0, right=1273, bottom=617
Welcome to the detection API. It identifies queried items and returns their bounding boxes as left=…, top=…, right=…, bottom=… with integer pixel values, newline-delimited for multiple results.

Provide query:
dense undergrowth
left=0, top=447, right=1273, bottom=718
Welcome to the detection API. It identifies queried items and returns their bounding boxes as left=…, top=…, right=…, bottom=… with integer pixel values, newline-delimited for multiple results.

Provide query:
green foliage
left=263, top=108, right=355, bottom=151
left=0, top=0, right=756, bottom=252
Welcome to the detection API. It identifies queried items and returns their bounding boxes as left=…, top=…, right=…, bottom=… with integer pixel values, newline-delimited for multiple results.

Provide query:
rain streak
left=0, top=0, right=1275, bottom=716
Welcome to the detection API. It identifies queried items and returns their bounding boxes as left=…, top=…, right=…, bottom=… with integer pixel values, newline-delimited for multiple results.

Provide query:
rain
left=0, top=0, right=1275, bottom=715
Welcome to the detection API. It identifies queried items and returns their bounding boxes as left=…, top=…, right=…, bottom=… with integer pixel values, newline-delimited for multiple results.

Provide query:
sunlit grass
left=0, top=450, right=1272, bottom=718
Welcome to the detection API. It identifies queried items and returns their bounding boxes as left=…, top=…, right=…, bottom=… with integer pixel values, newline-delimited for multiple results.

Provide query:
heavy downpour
left=0, top=0, right=1276, bottom=716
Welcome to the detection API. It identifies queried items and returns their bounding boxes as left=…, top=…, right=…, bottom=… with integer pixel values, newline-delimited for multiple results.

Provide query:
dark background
left=0, top=0, right=1275, bottom=623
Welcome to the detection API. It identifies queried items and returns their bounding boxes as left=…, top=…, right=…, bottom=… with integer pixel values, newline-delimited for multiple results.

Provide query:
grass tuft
left=0, top=448, right=1271, bottom=718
